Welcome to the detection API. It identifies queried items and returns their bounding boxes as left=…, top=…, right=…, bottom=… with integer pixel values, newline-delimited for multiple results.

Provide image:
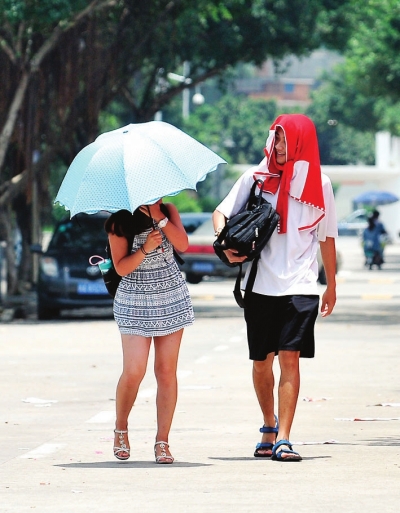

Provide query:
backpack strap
left=233, top=255, right=260, bottom=308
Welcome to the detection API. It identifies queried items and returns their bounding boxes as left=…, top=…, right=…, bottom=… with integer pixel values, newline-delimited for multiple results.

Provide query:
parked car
left=179, top=218, right=341, bottom=285
left=180, top=212, right=212, bottom=234
left=337, top=209, right=368, bottom=236
left=178, top=218, right=244, bottom=284
left=31, top=212, right=113, bottom=319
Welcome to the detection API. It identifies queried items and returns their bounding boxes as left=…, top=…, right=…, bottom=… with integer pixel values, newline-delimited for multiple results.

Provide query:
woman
left=105, top=200, right=194, bottom=463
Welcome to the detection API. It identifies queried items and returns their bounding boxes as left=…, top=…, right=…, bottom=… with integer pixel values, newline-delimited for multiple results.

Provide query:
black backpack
left=213, top=179, right=280, bottom=307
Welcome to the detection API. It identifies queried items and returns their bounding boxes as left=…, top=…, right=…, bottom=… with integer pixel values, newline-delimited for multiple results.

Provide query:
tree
left=305, top=76, right=376, bottom=165
left=304, top=0, right=400, bottom=137
left=0, top=0, right=353, bottom=293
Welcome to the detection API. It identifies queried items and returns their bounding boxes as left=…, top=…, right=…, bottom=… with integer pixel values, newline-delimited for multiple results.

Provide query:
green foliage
left=1, top=0, right=88, bottom=31
left=183, top=96, right=279, bottom=165
left=345, top=0, right=400, bottom=100
left=306, top=76, right=376, bottom=164
left=164, top=190, right=202, bottom=213
left=308, top=0, right=400, bottom=138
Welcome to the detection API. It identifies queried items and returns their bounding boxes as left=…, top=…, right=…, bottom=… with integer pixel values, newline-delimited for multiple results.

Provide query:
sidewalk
left=0, top=301, right=399, bottom=512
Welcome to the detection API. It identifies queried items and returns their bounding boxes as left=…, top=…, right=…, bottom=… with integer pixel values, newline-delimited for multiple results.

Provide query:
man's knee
left=278, top=350, right=300, bottom=372
left=253, top=353, right=274, bottom=374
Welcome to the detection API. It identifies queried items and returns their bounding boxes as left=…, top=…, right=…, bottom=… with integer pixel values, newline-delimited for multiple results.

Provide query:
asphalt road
left=1, top=236, right=399, bottom=512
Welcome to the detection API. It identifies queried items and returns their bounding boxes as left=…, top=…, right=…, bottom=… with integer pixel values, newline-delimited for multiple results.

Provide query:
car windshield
left=192, top=218, right=214, bottom=235
left=48, top=215, right=108, bottom=251
left=339, top=209, right=367, bottom=223
left=181, top=213, right=212, bottom=233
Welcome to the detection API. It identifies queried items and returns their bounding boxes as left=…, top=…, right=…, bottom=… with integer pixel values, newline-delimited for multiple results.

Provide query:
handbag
left=213, top=179, right=280, bottom=307
left=89, top=237, right=133, bottom=298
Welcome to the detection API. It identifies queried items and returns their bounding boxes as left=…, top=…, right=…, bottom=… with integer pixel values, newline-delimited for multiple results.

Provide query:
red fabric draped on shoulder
left=253, top=114, right=325, bottom=234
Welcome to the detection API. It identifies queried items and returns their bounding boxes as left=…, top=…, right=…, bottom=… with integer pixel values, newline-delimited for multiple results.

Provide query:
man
left=212, top=114, right=337, bottom=461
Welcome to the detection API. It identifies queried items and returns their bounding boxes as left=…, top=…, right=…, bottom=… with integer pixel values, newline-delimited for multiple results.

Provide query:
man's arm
left=319, top=236, right=337, bottom=317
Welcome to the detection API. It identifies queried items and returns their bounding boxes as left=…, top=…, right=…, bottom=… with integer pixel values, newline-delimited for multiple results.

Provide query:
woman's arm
left=109, top=227, right=163, bottom=276
left=144, top=202, right=189, bottom=252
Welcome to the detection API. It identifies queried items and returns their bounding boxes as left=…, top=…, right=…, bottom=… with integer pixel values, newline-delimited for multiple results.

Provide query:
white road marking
left=86, top=411, right=115, bottom=423
left=195, top=356, right=210, bottom=364
left=229, top=336, right=243, bottom=343
left=214, top=345, right=229, bottom=351
left=20, top=443, right=66, bottom=459
left=22, top=397, right=58, bottom=407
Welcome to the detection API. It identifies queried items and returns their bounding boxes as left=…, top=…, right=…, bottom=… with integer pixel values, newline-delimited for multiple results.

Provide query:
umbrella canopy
left=55, top=121, right=226, bottom=217
left=352, top=190, right=399, bottom=207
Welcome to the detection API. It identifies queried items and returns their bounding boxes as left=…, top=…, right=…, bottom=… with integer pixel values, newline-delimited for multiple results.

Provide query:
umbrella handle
left=89, top=255, right=106, bottom=265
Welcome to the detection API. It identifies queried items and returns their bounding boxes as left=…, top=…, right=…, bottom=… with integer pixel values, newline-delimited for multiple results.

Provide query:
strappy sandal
left=254, top=414, right=279, bottom=458
left=154, top=441, right=174, bottom=464
left=114, top=429, right=130, bottom=461
left=271, top=439, right=302, bottom=462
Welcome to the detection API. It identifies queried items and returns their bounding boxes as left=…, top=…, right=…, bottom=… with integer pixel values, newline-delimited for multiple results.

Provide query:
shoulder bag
left=213, top=179, right=280, bottom=307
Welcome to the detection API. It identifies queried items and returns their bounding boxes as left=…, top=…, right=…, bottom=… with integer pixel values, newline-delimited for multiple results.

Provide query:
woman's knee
left=154, top=363, right=177, bottom=385
left=122, top=365, right=147, bottom=387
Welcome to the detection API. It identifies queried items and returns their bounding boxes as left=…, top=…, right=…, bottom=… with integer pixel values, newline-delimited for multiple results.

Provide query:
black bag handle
left=233, top=254, right=260, bottom=308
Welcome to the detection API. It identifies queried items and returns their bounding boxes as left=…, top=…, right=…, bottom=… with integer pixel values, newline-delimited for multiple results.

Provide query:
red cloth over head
left=254, top=114, right=325, bottom=234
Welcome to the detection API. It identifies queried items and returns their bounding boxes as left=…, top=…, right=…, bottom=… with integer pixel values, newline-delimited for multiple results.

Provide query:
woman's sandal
left=114, top=429, right=130, bottom=461
left=271, top=439, right=302, bottom=462
left=254, top=414, right=279, bottom=458
left=154, top=441, right=174, bottom=464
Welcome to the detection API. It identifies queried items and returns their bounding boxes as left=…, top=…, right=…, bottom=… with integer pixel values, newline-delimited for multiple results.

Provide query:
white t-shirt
left=216, top=167, right=338, bottom=296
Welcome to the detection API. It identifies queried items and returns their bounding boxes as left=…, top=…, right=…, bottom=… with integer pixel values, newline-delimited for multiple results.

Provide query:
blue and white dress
left=113, top=228, right=194, bottom=337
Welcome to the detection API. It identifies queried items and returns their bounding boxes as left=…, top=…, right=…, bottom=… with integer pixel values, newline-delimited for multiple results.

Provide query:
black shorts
left=243, top=292, right=319, bottom=361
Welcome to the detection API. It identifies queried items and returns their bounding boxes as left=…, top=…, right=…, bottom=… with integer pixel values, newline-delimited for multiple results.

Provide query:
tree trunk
left=0, top=207, right=18, bottom=295
left=0, top=72, right=30, bottom=174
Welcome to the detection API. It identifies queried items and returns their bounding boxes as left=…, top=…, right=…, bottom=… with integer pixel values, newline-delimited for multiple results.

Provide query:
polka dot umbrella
left=55, top=121, right=227, bottom=217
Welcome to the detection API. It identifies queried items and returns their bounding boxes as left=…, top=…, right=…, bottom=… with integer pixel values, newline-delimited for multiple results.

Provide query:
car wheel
left=37, top=303, right=60, bottom=320
left=185, top=273, right=203, bottom=284
left=318, top=267, right=327, bottom=285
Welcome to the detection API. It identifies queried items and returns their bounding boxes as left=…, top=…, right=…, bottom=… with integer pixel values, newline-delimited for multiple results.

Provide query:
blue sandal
left=271, top=439, right=302, bottom=462
left=254, top=415, right=279, bottom=458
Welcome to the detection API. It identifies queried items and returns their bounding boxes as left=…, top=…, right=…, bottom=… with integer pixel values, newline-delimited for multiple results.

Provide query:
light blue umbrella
left=353, top=190, right=399, bottom=207
left=55, top=121, right=226, bottom=216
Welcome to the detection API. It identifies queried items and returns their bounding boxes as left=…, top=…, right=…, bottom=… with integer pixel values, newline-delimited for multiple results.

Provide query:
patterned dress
left=113, top=228, right=194, bottom=337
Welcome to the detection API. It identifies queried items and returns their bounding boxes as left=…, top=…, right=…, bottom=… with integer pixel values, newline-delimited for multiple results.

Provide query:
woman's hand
left=143, top=229, right=163, bottom=253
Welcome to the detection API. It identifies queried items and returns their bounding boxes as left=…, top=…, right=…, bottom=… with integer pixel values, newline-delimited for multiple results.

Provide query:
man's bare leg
left=275, top=350, right=301, bottom=460
left=252, top=352, right=276, bottom=455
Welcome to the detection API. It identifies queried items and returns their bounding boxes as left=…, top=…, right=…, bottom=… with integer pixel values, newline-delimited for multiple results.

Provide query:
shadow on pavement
left=209, top=455, right=332, bottom=462
left=361, top=437, right=400, bottom=447
left=320, top=302, right=400, bottom=325
left=55, top=461, right=211, bottom=469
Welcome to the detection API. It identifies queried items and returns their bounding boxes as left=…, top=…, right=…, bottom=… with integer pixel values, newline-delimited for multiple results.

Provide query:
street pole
left=182, top=61, right=190, bottom=120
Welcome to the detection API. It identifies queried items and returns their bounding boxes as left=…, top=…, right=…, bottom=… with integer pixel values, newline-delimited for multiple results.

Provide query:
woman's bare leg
left=114, top=334, right=151, bottom=458
left=153, top=329, right=184, bottom=461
